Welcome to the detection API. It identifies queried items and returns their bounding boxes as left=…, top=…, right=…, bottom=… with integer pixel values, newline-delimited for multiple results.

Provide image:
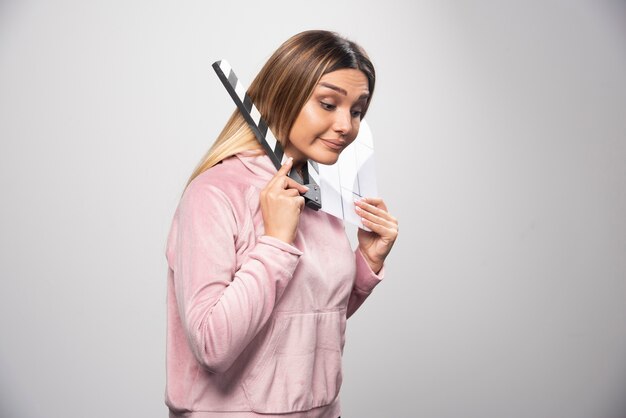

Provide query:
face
left=284, top=68, right=370, bottom=167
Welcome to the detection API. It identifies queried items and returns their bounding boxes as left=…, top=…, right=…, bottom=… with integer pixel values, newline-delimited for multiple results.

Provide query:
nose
left=332, top=109, right=352, bottom=138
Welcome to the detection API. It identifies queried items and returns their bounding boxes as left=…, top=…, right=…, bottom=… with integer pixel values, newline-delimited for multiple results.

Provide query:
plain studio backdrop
left=1, top=1, right=625, bottom=417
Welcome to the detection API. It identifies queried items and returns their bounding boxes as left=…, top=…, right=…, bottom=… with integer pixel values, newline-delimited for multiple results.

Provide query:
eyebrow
left=318, top=82, right=369, bottom=100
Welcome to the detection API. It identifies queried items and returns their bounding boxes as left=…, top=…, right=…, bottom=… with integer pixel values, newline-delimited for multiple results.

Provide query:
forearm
left=180, top=236, right=302, bottom=373
left=346, top=247, right=384, bottom=318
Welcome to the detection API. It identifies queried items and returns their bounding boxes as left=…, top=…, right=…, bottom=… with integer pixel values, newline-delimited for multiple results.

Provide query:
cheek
left=300, top=105, right=321, bottom=127
left=293, top=107, right=324, bottom=139
left=291, top=111, right=311, bottom=138
left=293, top=106, right=310, bottom=126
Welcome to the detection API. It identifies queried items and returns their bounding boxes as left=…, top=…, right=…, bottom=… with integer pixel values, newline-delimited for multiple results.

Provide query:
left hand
left=354, top=197, right=398, bottom=274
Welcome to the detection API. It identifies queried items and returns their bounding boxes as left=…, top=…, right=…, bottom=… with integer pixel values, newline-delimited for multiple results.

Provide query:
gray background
left=1, top=1, right=625, bottom=417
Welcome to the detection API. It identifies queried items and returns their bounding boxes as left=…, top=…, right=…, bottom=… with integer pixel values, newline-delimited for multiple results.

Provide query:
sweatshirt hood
left=234, top=150, right=276, bottom=181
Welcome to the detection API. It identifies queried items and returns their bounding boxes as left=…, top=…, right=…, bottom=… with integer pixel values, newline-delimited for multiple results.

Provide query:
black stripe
left=243, top=94, right=253, bottom=113
left=273, top=144, right=283, bottom=161
left=258, top=119, right=268, bottom=137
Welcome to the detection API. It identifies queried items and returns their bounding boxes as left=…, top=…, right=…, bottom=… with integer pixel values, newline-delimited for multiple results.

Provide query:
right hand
left=260, top=157, right=309, bottom=244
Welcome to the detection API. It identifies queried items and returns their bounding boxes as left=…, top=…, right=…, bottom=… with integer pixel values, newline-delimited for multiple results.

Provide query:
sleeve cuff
left=258, top=235, right=304, bottom=257
left=354, top=247, right=384, bottom=293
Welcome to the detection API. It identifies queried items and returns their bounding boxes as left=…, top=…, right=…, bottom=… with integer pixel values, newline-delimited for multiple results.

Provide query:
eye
left=320, top=101, right=336, bottom=111
left=351, top=110, right=362, bottom=118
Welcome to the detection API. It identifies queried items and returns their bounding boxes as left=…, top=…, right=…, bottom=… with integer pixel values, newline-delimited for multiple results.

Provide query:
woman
left=165, top=30, right=398, bottom=418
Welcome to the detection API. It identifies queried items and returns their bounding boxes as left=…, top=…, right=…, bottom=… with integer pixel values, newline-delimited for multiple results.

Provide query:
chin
left=310, top=150, right=341, bottom=166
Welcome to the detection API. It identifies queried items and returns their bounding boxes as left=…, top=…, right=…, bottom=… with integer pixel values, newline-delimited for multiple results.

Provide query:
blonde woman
left=165, top=30, right=398, bottom=418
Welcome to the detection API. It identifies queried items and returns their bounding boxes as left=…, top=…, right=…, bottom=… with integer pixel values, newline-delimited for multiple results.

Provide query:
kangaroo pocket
left=242, top=310, right=346, bottom=413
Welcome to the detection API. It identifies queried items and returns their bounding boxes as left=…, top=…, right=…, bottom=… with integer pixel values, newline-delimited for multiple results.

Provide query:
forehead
left=317, top=69, right=369, bottom=94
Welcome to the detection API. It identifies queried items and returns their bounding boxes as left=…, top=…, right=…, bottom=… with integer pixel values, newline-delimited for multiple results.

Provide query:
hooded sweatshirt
left=165, top=150, right=384, bottom=418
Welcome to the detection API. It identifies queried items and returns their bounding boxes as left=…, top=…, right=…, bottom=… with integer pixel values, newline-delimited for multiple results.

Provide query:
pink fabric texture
left=165, top=151, right=384, bottom=417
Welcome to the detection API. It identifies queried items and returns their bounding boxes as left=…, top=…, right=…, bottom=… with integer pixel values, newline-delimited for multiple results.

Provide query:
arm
left=347, top=247, right=384, bottom=319
left=173, top=182, right=302, bottom=373
left=347, top=196, right=398, bottom=318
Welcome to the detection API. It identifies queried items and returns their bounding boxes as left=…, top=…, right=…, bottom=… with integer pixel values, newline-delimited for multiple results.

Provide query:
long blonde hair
left=186, top=30, right=376, bottom=188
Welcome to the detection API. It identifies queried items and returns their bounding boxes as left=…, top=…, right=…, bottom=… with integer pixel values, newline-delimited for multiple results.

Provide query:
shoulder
left=180, top=155, right=261, bottom=222
left=188, top=157, right=246, bottom=192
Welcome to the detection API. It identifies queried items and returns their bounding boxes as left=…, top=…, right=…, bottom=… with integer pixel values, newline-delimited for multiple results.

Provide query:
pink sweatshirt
left=165, top=150, right=384, bottom=417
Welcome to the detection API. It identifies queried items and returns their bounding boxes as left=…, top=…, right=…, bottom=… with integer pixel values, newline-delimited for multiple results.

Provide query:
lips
left=319, top=138, right=346, bottom=150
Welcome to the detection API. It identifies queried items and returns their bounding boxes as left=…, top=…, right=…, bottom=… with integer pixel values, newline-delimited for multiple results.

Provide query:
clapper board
left=212, top=59, right=377, bottom=229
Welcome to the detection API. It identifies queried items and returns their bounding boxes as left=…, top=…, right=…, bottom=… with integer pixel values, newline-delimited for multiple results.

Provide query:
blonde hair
left=185, top=30, right=376, bottom=189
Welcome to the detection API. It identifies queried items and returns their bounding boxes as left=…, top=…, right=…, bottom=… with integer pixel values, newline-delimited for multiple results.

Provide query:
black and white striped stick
left=212, top=59, right=322, bottom=210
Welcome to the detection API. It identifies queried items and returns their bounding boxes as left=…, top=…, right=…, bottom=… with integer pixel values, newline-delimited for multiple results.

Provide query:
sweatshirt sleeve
left=346, top=247, right=384, bottom=319
left=172, top=181, right=302, bottom=374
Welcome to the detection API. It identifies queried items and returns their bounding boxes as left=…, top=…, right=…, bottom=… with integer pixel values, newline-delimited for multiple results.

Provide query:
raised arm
left=170, top=181, right=302, bottom=373
left=347, top=196, right=398, bottom=318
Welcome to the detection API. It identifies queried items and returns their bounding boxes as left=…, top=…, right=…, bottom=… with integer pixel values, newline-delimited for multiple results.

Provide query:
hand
left=260, top=157, right=309, bottom=244
left=354, top=197, right=398, bottom=274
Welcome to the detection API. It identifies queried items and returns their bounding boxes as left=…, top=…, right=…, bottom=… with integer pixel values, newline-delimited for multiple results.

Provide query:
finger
left=284, top=177, right=309, bottom=194
left=355, top=199, right=397, bottom=224
left=277, top=156, right=293, bottom=176
left=295, top=196, right=305, bottom=211
left=355, top=205, right=396, bottom=229
left=358, top=197, right=387, bottom=211
left=265, top=158, right=293, bottom=190
left=360, top=217, right=396, bottom=238
left=283, top=188, right=301, bottom=197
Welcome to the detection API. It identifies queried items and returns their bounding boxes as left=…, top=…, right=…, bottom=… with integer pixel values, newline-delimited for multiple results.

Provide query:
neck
left=283, top=151, right=305, bottom=172
left=282, top=145, right=306, bottom=171
left=287, top=156, right=305, bottom=180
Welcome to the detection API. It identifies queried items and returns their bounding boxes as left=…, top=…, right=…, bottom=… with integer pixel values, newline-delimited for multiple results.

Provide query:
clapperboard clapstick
left=212, top=60, right=322, bottom=210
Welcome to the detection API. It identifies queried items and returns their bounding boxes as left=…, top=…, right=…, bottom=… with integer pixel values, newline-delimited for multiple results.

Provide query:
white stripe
left=265, top=130, right=277, bottom=149
left=234, top=81, right=246, bottom=102
left=250, top=105, right=261, bottom=126
left=219, top=60, right=232, bottom=77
